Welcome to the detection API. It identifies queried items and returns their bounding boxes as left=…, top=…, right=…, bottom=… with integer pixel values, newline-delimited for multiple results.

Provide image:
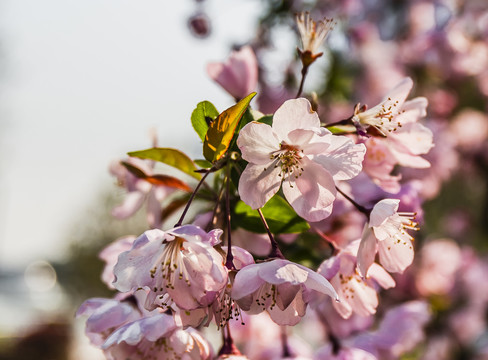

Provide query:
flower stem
left=296, top=64, right=310, bottom=98
left=335, top=186, right=371, bottom=218
left=281, top=327, right=292, bottom=358
left=224, top=161, right=235, bottom=270
left=324, top=115, right=354, bottom=128
left=257, top=208, right=285, bottom=259
left=218, top=323, right=242, bottom=356
left=175, top=169, right=211, bottom=227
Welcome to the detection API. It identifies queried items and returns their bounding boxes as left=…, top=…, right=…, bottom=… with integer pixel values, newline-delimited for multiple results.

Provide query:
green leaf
left=194, top=159, right=213, bottom=169
left=256, top=114, right=273, bottom=126
left=326, top=125, right=356, bottom=134
left=203, top=92, right=256, bottom=163
left=127, top=148, right=201, bottom=180
left=233, top=195, right=310, bottom=234
left=191, top=101, right=219, bottom=141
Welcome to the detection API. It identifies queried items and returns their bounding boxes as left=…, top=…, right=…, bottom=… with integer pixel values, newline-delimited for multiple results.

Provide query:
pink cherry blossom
left=113, top=225, right=228, bottom=311
left=174, top=245, right=255, bottom=329
left=357, top=199, right=418, bottom=277
left=356, top=78, right=433, bottom=192
left=207, top=45, right=258, bottom=100
left=110, top=157, right=177, bottom=228
left=76, top=297, right=140, bottom=347
left=231, top=259, right=338, bottom=326
left=316, top=240, right=395, bottom=319
left=103, top=312, right=212, bottom=360
left=237, top=98, right=366, bottom=222
left=99, top=235, right=136, bottom=290
left=296, top=12, right=334, bottom=64
left=415, top=239, right=462, bottom=296
left=359, top=301, right=430, bottom=359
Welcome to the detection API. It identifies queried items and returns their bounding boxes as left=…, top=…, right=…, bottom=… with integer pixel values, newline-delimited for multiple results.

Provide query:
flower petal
left=357, top=227, right=378, bottom=278
left=238, top=163, right=282, bottom=209
left=378, top=237, right=414, bottom=273
left=237, top=122, right=281, bottom=164
left=283, top=158, right=336, bottom=221
left=272, top=98, right=321, bottom=140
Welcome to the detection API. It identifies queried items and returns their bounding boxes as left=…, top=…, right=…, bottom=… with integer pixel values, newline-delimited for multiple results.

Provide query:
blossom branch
left=335, top=186, right=371, bottom=218
left=257, top=208, right=285, bottom=259
left=175, top=169, right=212, bottom=227
left=225, top=161, right=235, bottom=270
left=296, top=64, right=310, bottom=98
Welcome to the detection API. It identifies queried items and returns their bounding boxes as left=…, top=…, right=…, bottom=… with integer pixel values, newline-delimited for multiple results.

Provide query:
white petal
left=313, top=135, right=366, bottom=180
left=370, top=199, right=400, bottom=228
left=272, top=98, right=321, bottom=139
left=237, top=122, right=281, bottom=164
left=357, top=227, right=378, bottom=278
left=238, top=163, right=282, bottom=209
left=283, top=158, right=336, bottom=222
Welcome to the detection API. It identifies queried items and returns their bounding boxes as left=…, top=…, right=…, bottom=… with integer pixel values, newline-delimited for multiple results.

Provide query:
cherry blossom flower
left=353, top=77, right=427, bottom=136
left=237, top=98, right=366, bottom=222
left=110, top=157, right=177, bottom=228
left=415, top=239, right=462, bottom=296
left=103, top=312, right=212, bottom=360
left=113, top=225, right=228, bottom=311
left=231, top=259, right=338, bottom=326
left=296, top=12, right=335, bottom=65
left=207, top=45, right=258, bottom=100
left=315, top=240, right=395, bottom=319
left=99, top=235, right=136, bottom=290
left=357, top=199, right=418, bottom=277
left=76, top=297, right=140, bottom=347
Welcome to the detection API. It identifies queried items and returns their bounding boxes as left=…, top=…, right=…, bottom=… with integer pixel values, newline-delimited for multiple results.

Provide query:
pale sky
left=0, top=0, right=263, bottom=269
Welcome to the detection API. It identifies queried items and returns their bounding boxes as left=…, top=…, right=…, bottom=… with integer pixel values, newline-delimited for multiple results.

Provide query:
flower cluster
left=75, top=8, right=455, bottom=360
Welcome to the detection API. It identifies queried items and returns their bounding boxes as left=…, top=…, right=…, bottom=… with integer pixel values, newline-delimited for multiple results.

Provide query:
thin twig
left=224, top=162, right=235, bottom=270
left=175, top=169, right=211, bottom=227
left=257, top=208, right=285, bottom=259
left=335, top=186, right=371, bottom=218
left=296, top=64, right=309, bottom=98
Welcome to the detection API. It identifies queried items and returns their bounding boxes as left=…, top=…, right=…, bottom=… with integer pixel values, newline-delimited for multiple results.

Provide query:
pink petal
left=378, top=237, right=414, bottom=273
left=206, top=46, right=258, bottom=100
left=396, top=97, right=428, bottom=124
left=357, top=227, right=378, bottom=278
left=238, top=163, right=282, bottom=209
left=283, top=158, right=336, bottom=222
left=237, top=121, right=281, bottom=164
left=313, top=135, right=366, bottom=181
left=272, top=98, right=321, bottom=140
left=112, top=191, right=145, bottom=219
left=231, top=263, right=266, bottom=300
left=369, top=199, right=399, bottom=228
left=367, top=263, right=396, bottom=289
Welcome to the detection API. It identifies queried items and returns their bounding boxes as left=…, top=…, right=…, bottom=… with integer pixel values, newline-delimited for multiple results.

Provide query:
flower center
left=356, top=99, right=406, bottom=136
left=267, top=143, right=304, bottom=184
left=150, top=237, right=192, bottom=292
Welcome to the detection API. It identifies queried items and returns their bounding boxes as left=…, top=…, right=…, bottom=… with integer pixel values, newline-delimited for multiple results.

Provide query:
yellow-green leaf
left=203, top=92, right=256, bottom=163
left=127, top=148, right=201, bottom=180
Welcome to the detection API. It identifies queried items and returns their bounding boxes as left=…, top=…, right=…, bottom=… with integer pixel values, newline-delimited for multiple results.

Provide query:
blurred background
left=1, top=0, right=487, bottom=359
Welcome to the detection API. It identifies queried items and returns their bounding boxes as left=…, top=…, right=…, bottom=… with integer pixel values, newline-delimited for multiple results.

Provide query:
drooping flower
left=103, top=312, right=212, bottom=360
left=296, top=12, right=335, bottom=65
left=113, top=225, right=228, bottom=311
left=237, top=98, right=366, bottom=222
left=315, top=240, right=395, bottom=319
left=207, top=45, right=258, bottom=100
left=231, top=259, right=338, bottom=326
left=357, top=199, right=418, bottom=277
left=353, top=77, right=425, bottom=137
left=99, top=235, right=136, bottom=290
left=110, top=157, right=178, bottom=228
left=76, top=297, right=141, bottom=347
